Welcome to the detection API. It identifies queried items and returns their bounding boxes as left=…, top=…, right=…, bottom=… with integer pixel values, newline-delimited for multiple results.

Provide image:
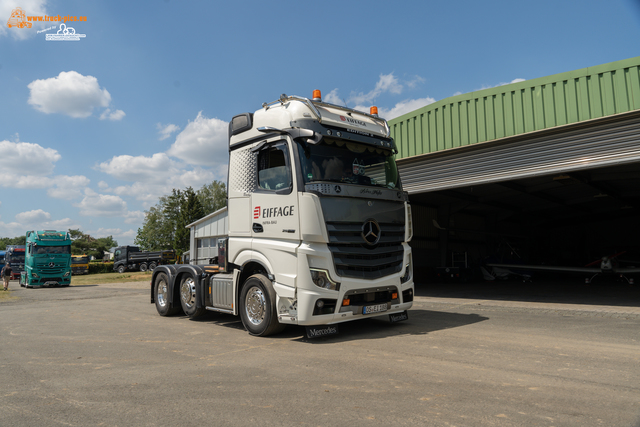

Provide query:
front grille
left=326, top=221, right=404, bottom=279
left=35, top=261, right=66, bottom=275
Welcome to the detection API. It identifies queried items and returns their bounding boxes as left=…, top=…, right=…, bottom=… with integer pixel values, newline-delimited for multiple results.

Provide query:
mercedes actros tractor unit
left=151, top=90, right=414, bottom=337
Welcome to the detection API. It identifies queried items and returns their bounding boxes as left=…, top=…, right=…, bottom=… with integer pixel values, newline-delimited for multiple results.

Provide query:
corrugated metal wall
left=390, top=56, right=640, bottom=159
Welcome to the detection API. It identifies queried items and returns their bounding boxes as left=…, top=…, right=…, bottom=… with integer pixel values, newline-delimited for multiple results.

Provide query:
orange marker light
left=370, top=106, right=378, bottom=116
left=342, top=298, right=350, bottom=306
left=313, top=89, right=322, bottom=101
left=392, top=292, right=398, bottom=300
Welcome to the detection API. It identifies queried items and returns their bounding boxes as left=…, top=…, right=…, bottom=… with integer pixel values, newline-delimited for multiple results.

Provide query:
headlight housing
left=64, top=271, right=71, bottom=277
left=310, top=269, right=340, bottom=291
left=400, top=259, right=412, bottom=284
left=31, top=272, right=39, bottom=278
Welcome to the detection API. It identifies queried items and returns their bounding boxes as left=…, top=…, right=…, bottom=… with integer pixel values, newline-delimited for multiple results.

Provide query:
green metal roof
left=389, top=56, right=640, bottom=160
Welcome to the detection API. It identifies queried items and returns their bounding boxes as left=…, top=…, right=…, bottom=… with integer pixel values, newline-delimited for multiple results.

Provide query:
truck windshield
left=7, top=254, right=25, bottom=263
left=72, top=256, right=90, bottom=264
left=35, top=246, right=71, bottom=255
left=296, top=138, right=400, bottom=189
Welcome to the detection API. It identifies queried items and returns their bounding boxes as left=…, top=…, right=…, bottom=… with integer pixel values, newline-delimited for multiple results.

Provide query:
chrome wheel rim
left=245, top=286, right=266, bottom=326
left=157, top=280, right=168, bottom=308
left=180, top=277, right=196, bottom=308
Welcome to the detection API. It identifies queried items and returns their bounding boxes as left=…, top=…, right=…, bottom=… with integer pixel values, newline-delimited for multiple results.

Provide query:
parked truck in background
left=150, top=90, right=414, bottom=337
left=20, top=231, right=72, bottom=288
left=5, top=245, right=26, bottom=280
left=71, top=254, right=90, bottom=275
left=113, top=246, right=176, bottom=273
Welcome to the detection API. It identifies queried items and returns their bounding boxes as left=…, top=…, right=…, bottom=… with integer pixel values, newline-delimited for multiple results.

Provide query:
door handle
left=252, top=223, right=264, bottom=233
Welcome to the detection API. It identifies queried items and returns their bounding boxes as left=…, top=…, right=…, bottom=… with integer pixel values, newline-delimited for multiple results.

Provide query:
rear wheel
left=179, top=275, right=205, bottom=318
left=154, top=272, right=179, bottom=316
left=140, top=263, right=148, bottom=272
left=239, top=274, right=284, bottom=336
left=148, top=262, right=157, bottom=270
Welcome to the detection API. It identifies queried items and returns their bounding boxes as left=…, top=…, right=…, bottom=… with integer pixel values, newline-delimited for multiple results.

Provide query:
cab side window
left=257, top=143, right=292, bottom=193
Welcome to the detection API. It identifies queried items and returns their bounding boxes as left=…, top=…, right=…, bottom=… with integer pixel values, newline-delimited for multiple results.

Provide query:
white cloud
left=96, top=153, right=176, bottom=183
left=0, top=220, right=25, bottom=237
left=0, top=0, right=48, bottom=40
left=27, top=71, right=122, bottom=119
left=349, top=73, right=404, bottom=105
left=478, top=78, right=527, bottom=91
left=15, top=209, right=51, bottom=224
left=124, top=211, right=145, bottom=225
left=0, top=139, right=61, bottom=188
left=99, top=108, right=126, bottom=121
left=47, top=175, right=90, bottom=199
left=157, top=123, right=180, bottom=140
left=323, top=89, right=343, bottom=105
left=167, top=112, right=228, bottom=166
left=372, top=97, right=437, bottom=120
left=74, top=189, right=127, bottom=217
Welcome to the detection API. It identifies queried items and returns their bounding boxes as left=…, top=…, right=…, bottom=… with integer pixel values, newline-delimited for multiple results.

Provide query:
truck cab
left=71, top=255, right=90, bottom=275
left=21, top=231, right=72, bottom=288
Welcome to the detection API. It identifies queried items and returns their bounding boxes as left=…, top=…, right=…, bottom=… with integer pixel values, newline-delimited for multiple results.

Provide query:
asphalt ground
left=1, top=278, right=639, bottom=427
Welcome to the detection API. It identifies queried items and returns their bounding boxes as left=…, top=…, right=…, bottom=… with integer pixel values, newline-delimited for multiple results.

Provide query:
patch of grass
left=71, top=271, right=153, bottom=286
left=0, top=288, right=18, bottom=300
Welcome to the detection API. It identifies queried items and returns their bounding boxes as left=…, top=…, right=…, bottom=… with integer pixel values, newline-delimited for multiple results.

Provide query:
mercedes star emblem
left=361, top=219, right=381, bottom=246
left=49, top=262, right=55, bottom=267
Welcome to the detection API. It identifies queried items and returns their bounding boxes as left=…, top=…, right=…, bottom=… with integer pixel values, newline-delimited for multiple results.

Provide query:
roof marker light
left=370, top=106, right=378, bottom=117
left=313, top=89, right=322, bottom=102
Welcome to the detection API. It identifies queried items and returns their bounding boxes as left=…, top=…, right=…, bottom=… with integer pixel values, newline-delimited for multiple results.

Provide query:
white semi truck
left=151, top=90, right=414, bottom=337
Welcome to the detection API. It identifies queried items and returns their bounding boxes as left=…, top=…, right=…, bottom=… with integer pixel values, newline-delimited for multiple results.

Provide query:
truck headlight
left=64, top=271, right=70, bottom=277
left=31, top=272, right=39, bottom=278
left=400, top=259, right=412, bottom=284
left=310, top=269, right=340, bottom=291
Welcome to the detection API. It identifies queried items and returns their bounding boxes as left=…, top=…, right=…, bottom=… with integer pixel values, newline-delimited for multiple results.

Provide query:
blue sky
left=1, top=0, right=639, bottom=246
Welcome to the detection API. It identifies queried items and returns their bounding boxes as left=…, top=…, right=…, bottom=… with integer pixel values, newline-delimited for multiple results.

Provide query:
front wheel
left=179, top=275, right=205, bottom=318
left=117, top=265, right=126, bottom=274
left=154, top=272, right=180, bottom=316
left=239, top=274, right=284, bottom=337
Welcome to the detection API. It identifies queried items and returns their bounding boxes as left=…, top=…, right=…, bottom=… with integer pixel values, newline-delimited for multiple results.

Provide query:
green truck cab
left=20, top=230, right=72, bottom=288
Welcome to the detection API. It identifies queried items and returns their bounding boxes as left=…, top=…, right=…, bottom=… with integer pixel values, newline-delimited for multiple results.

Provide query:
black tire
left=140, top=263, right=148, bottom=272
left=179, top=275, right=205, bottom=318
left=154, top=272, right=180, bottom=316
left=148, top=262, right=157, bottom=270
left=117, top=265, right=126, bottom=274
left=239, top=274, right=284, bottom=337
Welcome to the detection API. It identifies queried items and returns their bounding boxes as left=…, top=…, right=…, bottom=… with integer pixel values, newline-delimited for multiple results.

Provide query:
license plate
left=44, top=281, right=58, bottom=287
left=363, top=303, right=387, bottom=314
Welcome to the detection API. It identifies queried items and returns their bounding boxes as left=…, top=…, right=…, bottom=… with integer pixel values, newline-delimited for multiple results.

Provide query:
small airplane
left=486, top=252, right=637, bottom=284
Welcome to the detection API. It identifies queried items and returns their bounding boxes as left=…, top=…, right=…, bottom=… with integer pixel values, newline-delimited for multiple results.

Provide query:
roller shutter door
left=397, top=111, right=640, bottom=194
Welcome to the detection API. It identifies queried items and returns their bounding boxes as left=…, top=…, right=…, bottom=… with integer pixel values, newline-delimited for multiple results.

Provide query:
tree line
left=134, top=180, right=227, bottom=256
left=1, top=180, right=226, bottom=260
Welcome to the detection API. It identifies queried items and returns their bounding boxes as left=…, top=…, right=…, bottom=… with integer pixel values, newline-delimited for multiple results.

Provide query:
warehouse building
left=389, top=56, right=640, bottom=282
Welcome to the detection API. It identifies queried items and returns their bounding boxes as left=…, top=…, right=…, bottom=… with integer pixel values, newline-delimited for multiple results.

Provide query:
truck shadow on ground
left=187, top=309, right=488, bottom=343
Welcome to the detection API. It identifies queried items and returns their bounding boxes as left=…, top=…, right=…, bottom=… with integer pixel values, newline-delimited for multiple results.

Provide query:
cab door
left=250, top=139, right=300, bottom=243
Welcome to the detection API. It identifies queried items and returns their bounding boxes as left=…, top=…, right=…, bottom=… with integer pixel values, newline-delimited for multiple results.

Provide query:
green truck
left=20, top=230, right=72, bottom=288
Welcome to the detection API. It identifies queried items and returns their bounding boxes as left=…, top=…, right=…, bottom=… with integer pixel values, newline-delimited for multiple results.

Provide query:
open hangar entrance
left=387, top=56, right=640, bottom=299
left=397, top=110, right=640, bottom=292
